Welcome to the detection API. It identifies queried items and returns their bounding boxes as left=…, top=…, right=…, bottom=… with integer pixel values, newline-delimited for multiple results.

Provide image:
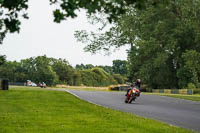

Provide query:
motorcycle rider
left=135, top=79, right=141, bottom=89
left=125, top=82, right=136, bottom=96
left=125, top=79, right=142, bottom=96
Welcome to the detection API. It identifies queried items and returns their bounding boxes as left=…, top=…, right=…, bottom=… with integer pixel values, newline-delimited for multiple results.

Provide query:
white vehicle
left=26, top=80, right=37, bottom=87
left=30, top=82, right=37, bottom=87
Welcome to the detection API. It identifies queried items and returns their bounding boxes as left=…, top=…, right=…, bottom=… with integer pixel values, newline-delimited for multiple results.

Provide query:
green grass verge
left=0, top=87, right=195, bottom=133
left=9, top=85, right=107, bottom=91
left=56, top=86, right=108, bottom=91
left=144, top=93, right=200, bottom=102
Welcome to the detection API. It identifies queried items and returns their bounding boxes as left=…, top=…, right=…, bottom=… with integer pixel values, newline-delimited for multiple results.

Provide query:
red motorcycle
left=40, top=82, right=46, bottom=88
left=125, top=86, right=140, bottom=104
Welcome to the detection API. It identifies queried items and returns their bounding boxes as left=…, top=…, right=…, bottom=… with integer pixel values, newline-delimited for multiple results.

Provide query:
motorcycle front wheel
left=128, top=96, right=136, bottom=103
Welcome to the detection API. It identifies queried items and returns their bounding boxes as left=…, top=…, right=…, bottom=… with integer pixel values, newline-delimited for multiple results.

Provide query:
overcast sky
left=0, top=0, right=128, bottom=67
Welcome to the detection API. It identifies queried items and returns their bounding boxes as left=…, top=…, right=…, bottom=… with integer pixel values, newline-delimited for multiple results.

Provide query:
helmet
left=137, top=79, right=141, bottom=83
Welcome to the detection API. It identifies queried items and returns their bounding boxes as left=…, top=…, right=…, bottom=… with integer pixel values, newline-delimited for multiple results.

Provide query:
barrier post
left=0, top=79, right=9, bottom=90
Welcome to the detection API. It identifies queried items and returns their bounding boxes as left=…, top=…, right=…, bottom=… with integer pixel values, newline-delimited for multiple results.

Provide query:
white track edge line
left=65, top=90, right=108, bottom=108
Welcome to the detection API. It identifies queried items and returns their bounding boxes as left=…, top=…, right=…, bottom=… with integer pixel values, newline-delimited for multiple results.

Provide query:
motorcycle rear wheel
left=125, top=97, right=128, bottom=103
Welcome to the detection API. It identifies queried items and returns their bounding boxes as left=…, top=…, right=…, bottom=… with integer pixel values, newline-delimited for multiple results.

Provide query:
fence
left=9, top=82, right=25, bottom=86
left=152, top=89, right=193, bottom=95
left=108, top=85, right=193, bottom=95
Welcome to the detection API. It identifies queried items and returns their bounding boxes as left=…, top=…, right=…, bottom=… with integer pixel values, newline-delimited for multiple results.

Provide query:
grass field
left=158, top=94, right=200, bottom=101
left=0, top=87, right=195, bottom=133
left=56, top=84, right=108, bottom=91
left=148, top=93, right=200, bottom=102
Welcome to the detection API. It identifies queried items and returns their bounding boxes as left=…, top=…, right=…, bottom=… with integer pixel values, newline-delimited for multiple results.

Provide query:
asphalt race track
left=67, top=90, right=200, bottom=132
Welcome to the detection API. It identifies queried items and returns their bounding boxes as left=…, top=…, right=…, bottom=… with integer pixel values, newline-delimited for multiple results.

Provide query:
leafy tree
left=0, top=60, right=27, bottom=82
left=50, top=0, right=161, bottom=23
left=0, top=0, right=169, bottom=44
left=112, top=60, right=128, bottom=76
left=76, top=64, right=113, bottom=74
left=75, top=0, right=200, bottom=89
left=80, top=67, right=117, bottom=86
left=0, top=0, right=29, bottom=44
left=0, top=61, right=16, bottom=81
left=0, top=55, right=127, bottom=86
left=112, top=74, right=125, bottom=84
left=72, top=71, right=81, bottom=86
left=21, top=55, right=58, bottom=86
left=97, top=65, right=113, bottom=74
left=125, top=0, right=200, bottom=88
left=75, top=64, right=94, bottom=70
left=51, top=58, right=75, bottom=85
left=75, top=64, right=85, bottom=70
left=182, top=50, right=200, bottom=87
left=85, top=64, right=94, bottom=69
left=0, top=55, right=6, bottom=65
left=79, top=69, right=98, bottom=86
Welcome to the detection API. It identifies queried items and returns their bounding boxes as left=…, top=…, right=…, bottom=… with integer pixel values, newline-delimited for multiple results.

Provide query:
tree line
left=0, top=55, right=128, bottom=86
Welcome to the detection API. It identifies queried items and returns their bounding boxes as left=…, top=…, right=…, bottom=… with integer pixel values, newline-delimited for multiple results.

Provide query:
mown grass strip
left=0, top=87, right=195, bottom=133
left=160, top=94, right=200, bottom=102
left=10, top=85, right=107, bottom=91
left=144, top=93, right=200, bottom=102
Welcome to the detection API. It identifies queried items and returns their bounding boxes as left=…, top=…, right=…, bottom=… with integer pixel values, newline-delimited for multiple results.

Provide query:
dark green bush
left=193, top=89, right=200, bottom=94
left=187, top=83, right=196, bottom=89
left=80, top=67, right=118, bottom=87
left=112, top=74, right=124, bottom=84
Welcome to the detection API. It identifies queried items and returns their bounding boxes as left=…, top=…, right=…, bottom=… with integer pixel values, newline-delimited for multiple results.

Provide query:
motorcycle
left=39, top=82, right=46, bottom=88
left=125, top=86, right=140, bottom=104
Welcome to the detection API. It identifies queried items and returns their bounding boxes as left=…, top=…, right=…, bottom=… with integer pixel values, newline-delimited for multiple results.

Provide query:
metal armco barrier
left=152, top=89, right=193, bottom=95
left=0, top=79, right=9, bottom=90
left=108, top=85, right=130, bottom=91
